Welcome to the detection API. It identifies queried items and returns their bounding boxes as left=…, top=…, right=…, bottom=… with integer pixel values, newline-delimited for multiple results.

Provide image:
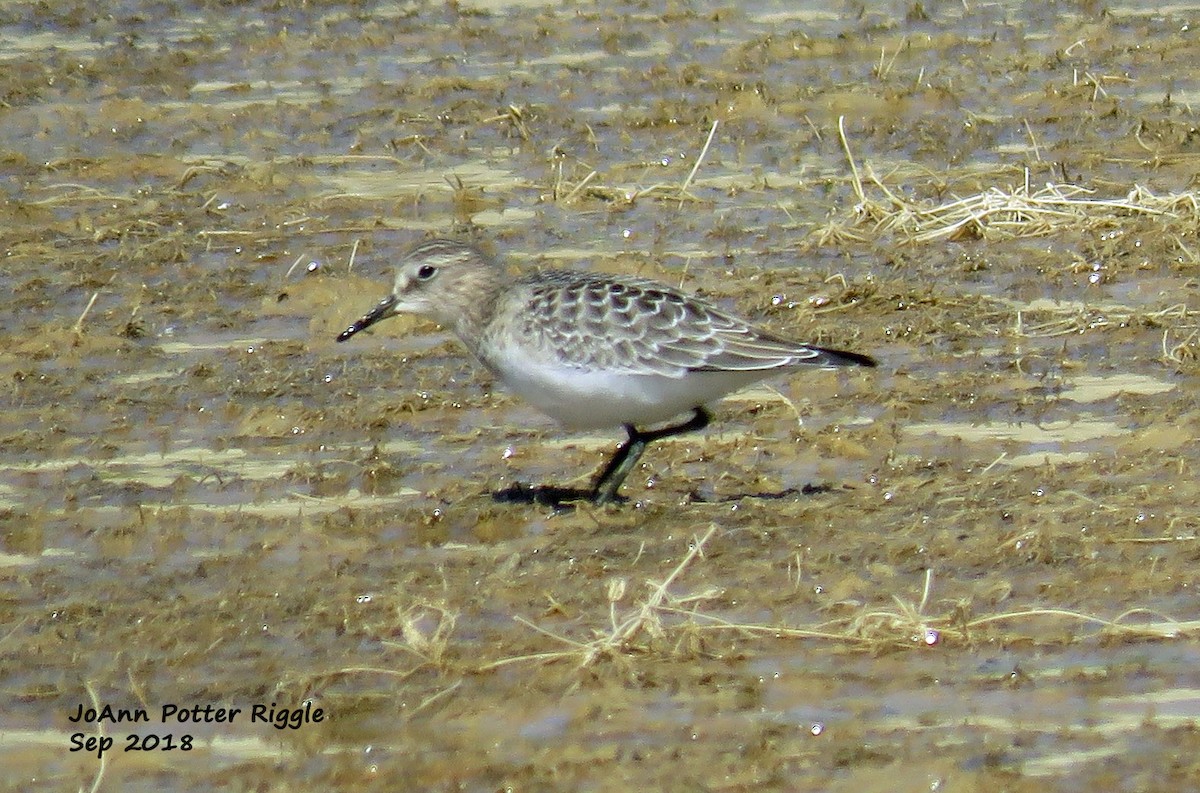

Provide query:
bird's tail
left=807, top=346, right=877, bottom=368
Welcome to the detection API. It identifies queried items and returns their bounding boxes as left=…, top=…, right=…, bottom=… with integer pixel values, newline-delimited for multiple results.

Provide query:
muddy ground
left=2, top=1, right=1200, bottom=791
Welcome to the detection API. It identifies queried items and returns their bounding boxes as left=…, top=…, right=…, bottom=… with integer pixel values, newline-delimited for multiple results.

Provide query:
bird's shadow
left=688, top=483, right=837, bottom=502
left=492, top=482, right=838, bottom=510
left=491, top=483, right=621, bottom=510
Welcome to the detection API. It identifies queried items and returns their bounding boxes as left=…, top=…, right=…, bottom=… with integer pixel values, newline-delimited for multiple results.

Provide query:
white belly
left=486, top=355, right=770, bottom=429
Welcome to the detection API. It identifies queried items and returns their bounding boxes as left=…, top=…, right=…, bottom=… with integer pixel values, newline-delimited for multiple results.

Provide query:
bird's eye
left=417, top=264, right=437, bottom=280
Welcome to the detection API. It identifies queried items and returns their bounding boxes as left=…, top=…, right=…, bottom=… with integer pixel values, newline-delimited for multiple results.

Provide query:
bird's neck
left=444, top=268, right=508, bottom=348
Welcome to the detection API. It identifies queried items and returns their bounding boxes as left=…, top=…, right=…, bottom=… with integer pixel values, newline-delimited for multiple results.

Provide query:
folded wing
left=519, top=271, right=875, bottom=376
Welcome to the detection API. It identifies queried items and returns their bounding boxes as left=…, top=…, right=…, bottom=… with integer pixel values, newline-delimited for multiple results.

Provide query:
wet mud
left=2, top=1, right=1200, bottom=790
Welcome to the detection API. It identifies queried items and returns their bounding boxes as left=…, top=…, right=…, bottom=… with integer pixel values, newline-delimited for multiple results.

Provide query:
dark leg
left=590, top=407, right=711, bottom=505
left=587, top=427, right=645, bottom=506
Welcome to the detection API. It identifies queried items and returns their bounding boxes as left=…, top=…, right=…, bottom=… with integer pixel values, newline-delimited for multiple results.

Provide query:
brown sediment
left=1, top=2, right=1199, bottom=791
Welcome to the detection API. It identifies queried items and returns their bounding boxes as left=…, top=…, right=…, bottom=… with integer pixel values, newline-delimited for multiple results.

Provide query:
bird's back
left=483, top=269, right=874, bottom=377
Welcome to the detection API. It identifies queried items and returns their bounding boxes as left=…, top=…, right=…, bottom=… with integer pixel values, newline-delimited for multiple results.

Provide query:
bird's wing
left=516, top=272, right=856, bottom=376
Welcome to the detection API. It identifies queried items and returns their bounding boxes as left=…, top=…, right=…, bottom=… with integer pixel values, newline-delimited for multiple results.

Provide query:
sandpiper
left=337, top=239, right=876, bottom=505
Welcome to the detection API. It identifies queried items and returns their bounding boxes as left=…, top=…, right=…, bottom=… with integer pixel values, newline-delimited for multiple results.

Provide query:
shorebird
left=337, top=239, right=875, bottom=505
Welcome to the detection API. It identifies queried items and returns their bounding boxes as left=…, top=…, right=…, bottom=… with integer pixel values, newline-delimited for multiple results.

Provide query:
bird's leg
left=590, top=407, right=712, bottom=505
left=589, top=427, right=646, bottom=506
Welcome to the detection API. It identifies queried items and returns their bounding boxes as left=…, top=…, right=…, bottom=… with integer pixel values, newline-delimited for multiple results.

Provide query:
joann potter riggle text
left=69, top=702, right=325, bottom=758
left=69, top=702, right=323, bottom=729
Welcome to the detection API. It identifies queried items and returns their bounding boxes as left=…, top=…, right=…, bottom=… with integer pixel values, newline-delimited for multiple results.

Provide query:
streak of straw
left=408, top=680, right=464, bottom=719
left=489, top=562, right=1195, bottom=665
left=825, top=122, right=1200, bottom=245
left=1110, top=534, right=1199, bottom=544
left=302, top=605, right=464, bottom=715
left=287, top=667, right=461, bottom=720
left=0, top=618, right=28, bottom=651
left=559, top=170, right=598, bottom=204
left=678, top=119, right=719, bottom=201
left=874, top=44, right=902, bottom=80
left=683, top=572, right=1192, bottom=649
left=1023, top=118, right=1042, bottom=162
left=1012, top=302, right=1194, bottom=339
left=73, top=291, right=99, bottom=337
left=484, top=525, right=719, bottom=669
left=1162, top=327, right=1199, bottom=365
left=761, top=383, right=804, bottom=427
left=284, top=253, right=307, bottom=278
left=564, top=126, right=735, bottom=208
left=549, top=139, right=686, bottom=206
left=838, top=115, right=867, bottom=210
left=30, top=184, right=137, bottom=206
left=81, top=681, right=107, bottom=793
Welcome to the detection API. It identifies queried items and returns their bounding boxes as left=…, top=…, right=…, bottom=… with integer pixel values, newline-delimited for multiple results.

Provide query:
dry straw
left=483, top=530, right=1195, bottom=670
left=817, top=115, right=1200, bottom=245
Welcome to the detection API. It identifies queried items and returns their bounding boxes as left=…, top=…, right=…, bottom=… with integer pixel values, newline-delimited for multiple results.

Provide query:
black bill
left=336, top=294, right=397, bottom=342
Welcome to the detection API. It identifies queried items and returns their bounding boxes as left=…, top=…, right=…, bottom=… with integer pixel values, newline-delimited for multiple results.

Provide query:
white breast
left=483, top=347, right=772, bottom=429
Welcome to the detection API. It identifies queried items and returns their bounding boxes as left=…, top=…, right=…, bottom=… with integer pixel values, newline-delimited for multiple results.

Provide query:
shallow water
left=2, top=1, right=1200, bottom=790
